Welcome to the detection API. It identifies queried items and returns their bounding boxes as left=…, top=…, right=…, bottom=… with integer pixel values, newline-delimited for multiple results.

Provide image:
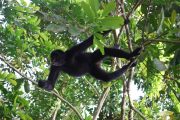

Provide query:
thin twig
left=127, top=0, right=145, bottom=18
left=52, top=90, right=83, bottom=120
left=85, top=79, right=100, bottom=96
left=117, top=0, right=145, bottom=46
left=144, top=39, right=180, bottom=46
left=120, top=79, right=127, bottom=120
left=51, top=99, right=61, bottom=120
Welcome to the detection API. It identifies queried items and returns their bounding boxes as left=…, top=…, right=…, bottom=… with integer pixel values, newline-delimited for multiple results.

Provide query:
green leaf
left=88, top=0, right=99, bottom=15
left=39, top=33, right=48, bottom=40
left=17, top=111, right=33, bottom=120
left=18, top=97, right=29, bottom=107
left=171, top=10, right=176, bottom=24
left=85, top=115, right=92, bottom=120
left=157, top=8, right=164, bottom=34
left=13, top=96, right=18, bottom=110
left=8, top=79, right=17, bottom=86
left=94, top=33, right=105, bottom=54
left=35, top=18, right=41, bottom=26
left=46, top=23, right=67, bottom=33
left=99, top=16, right=124, bottom=29
left=153, top=58, right=167, bottom=71
left=81, top=1, right=95, bottom=22
left=170, top=91, right=180, bottom=112
left=68, top=25, right=81, bottom=36
left=14, top=78, right=24, bottom=90
left=102, top=1, right=116, bottom=16
left=159, top=111, right=174, bottom=120
left=102, top=82, right=112, bottom=88
left=19, top=0, right=27, bottom=6
left=5, top=73, right=17, bottom=86
left=6, top=73, right=15, bottom=79
left=24, top=81, right=30, bottom=93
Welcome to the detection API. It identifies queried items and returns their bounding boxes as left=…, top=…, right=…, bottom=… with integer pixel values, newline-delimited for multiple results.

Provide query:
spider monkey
left=38, top=30, right=141, bottom=91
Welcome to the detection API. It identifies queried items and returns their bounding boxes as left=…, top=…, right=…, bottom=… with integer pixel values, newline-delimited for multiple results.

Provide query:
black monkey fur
left=38, top=31, right=141, bottom=91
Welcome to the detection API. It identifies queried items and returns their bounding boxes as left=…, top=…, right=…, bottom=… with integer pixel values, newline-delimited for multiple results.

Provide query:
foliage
left=0, top=0, right=179, bottom=119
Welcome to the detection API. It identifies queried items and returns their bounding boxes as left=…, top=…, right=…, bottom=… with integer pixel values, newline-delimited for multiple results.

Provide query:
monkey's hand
left=128, top=58, right=137, bottom=68
left=131, top=47, right=142, bottom=57
left=38, top=80, right=54, bottom=91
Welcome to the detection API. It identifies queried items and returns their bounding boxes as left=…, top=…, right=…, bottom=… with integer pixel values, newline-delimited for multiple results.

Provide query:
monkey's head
left=50, top=49, right=66, bottom=66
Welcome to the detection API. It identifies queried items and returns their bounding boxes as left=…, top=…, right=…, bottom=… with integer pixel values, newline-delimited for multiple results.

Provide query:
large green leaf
left=68, top=25, right=81, bottom=36
left=153, top=58, right=167, bottom=71
left=46, top=23, right=67, bottom=33
left=102, top=1, right=116, bottom=16
left=170, top=91, right=180, bottom=113
left=171, top=10, right=176, bottom=24
left=99, top=16, right=124, bottom=29
left=88, top=0, right=99, bottom=15
left=24, top=81, right=30, bottom=93
left=6, top=73, right=17, bottom=86
left=17, top=111, right=33, bottom=120
left=81, top=1, right=95, bottom=22
left=94, top=33, right=105, bottom=55
left=7, top=79, right=17, bottom=86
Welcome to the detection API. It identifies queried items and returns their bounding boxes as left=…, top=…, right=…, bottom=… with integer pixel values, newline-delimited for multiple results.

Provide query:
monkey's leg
left=90, top=62, right=136, bottom=82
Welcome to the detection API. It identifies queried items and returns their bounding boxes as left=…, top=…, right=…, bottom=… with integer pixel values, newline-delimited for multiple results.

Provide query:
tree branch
left=144, top=39, right=180, bottom=46
left=117, top=0, right=145, bottom=39
left=0, top=55, right=38, bottom=85
left=51, top=98, right=61, bottom=120
left=0, top=55, right=83, bottom=120
left=118, top=0, right=147, bottom=119
left=126, top=67, right=147, bottom=120
left=119, top=1, right=134, bottom=119
left=52, top=90, right=83, bottom=120
left=93, top=87, right=110, bottom=120
left=85, top=79, right=100, bottom=96
left=127, top=0, right=145, bottom=18
left=120, top=79, right=127, bottom=120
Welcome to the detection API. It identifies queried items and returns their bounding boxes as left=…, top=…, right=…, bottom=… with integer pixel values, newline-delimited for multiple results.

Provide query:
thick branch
left=0, top=55, right=83, bottom=120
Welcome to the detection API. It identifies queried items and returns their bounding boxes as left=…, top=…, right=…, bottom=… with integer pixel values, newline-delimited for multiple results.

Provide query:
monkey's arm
left=67, top=30, right=111, bottom=54
left=38, top=65, right=61, bottom=91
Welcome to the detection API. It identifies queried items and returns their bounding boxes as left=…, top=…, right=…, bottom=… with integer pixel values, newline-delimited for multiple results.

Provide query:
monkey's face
left=50, top=49, right=66, bottom=66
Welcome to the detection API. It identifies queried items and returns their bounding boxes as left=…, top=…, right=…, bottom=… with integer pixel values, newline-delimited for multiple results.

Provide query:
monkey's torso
left=61, top=52, right=94, bottom=76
